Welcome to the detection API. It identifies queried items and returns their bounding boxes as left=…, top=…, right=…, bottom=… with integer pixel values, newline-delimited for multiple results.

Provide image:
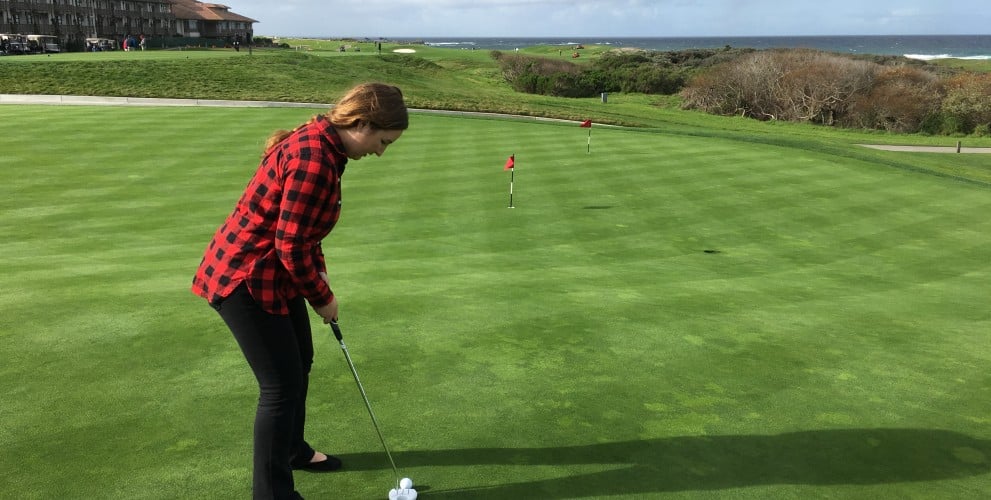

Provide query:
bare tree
left=774, top=51, right=876, bottom=125
left=681, top=50, right=785, bottom=120
left=844, top=66, right=941, bottom=132
left=682, top=50, right=877, bottom=124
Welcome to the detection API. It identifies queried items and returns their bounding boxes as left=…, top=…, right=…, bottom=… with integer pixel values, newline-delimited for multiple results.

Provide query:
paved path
left=0, top=93, right=581, bottom=125
left=1, top=95, right=986, bottom=145
left=858, top=144, right=991, bottom=154
left=0, top=93, right=329, bottom=108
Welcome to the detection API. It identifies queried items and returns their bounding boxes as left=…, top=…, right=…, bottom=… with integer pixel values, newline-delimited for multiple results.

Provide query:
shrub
left=492, top=47, right=734, bottom=98
left=918, top=112, right=945, bottom=135
left=682, top=48, right=991, bottom=135
left=682, top=49, right=876, bottom=124
left=844, top=66, right=942, bottom=132
left=491, top=52, right=588, bottom=95
left=940, top=114, right=970, bottom=135
left=940, top=73, right=991, bottom=134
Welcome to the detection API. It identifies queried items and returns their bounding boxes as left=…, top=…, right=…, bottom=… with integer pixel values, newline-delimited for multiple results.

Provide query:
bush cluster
left=490, top=47, right=753, bottom=98
left=491, top=51, right=595, bottom=97
left=680, top=49, right=991, bottom=135
left=493, top=46, right=990, bottom=136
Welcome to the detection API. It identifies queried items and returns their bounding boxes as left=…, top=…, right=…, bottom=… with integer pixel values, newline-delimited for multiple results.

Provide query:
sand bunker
left=392, top=48, right=416, bottom=54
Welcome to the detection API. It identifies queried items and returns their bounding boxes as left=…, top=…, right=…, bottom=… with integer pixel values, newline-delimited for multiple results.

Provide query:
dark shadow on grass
left=336, top=428, right=990, bottom=498
left=582, top=205, right=614, bottom=210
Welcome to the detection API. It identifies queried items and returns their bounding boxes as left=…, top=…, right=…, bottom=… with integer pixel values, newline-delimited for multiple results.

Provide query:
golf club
left=330, top=321, right=417, bottom=500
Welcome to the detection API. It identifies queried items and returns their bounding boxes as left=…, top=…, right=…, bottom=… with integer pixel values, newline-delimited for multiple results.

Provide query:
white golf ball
left=400, top=478, right=413, bottom=489
left=389, top=487, right=417, bottom=500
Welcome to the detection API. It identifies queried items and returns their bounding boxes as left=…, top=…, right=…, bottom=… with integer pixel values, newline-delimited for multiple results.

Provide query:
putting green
left=1, top=105, right=988, bottom=499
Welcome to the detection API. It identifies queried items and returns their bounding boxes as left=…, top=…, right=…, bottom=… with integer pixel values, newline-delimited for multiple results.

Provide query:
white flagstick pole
left=587, top=127, right=592, bottom=154
left=508, top=159, right=515, bottom=208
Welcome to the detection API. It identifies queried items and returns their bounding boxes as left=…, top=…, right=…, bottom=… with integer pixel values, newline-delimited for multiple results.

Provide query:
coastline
left=361, top=34, right=991, bottom=60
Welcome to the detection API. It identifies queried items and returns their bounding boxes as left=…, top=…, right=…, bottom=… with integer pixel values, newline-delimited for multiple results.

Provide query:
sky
left=225, top=0, right=990, bottom=38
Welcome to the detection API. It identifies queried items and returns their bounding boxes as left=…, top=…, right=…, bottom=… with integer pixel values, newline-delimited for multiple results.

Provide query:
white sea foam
left=905, top=53, right=991, bottom=61
left=424, top=41, right=473, bottom=46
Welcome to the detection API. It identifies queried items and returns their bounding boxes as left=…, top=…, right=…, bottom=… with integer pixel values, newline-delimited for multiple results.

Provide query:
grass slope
left=0, top=105, right=989, bottom=499
left=2, top=46, right=990, bottom=186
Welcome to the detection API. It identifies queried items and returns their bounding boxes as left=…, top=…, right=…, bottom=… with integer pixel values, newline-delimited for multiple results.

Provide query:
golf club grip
left=330, top=320, right=343, bottom=341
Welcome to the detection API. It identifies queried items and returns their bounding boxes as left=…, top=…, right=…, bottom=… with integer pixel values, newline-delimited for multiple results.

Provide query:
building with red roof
left=170, top=1, right=256, bottom=39
left=0, top=0, right=257, bottom=50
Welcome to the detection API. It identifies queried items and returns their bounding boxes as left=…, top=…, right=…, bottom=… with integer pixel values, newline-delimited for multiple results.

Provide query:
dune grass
left=1, top=103, right=989, bottom=499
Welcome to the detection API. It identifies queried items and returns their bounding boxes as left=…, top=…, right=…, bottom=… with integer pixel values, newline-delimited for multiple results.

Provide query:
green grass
left=933, top=58, right=991, bottom=73
left=1, top=104, right=989, bottom=499
left=3, top=45, right=990, bottom=186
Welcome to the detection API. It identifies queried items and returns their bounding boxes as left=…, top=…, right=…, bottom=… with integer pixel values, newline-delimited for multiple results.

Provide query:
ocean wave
left=905, top=53, right=991, bottom=61
left=425, top=41, right=475, bottom=46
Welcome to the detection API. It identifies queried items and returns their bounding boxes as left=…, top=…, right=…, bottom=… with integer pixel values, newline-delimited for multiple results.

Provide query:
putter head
left=388, top=487, right=418, bottom=500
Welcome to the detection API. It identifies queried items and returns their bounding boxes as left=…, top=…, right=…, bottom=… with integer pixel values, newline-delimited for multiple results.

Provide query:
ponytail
left=261, top=116, right=318, bottom=157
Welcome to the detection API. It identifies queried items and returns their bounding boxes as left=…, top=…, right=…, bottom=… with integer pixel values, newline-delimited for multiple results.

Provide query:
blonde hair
left=263, top=83, right=408, bottom=154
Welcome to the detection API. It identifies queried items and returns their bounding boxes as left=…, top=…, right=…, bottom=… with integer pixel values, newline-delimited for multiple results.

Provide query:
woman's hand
left=314, top=271, right=337, bottom=323
left=314, top=296, right=338, bottom=324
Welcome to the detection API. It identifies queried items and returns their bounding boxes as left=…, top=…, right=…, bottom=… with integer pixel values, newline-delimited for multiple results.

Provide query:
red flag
left=504, top=154, right=515, bottom=170
left=580, top=119, right=592, bottom=128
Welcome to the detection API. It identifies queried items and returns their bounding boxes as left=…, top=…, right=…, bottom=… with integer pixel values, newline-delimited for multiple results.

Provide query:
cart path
left=0, top=93, right=578, bottom=124
left=858, top=144, right=991, bottom=154
left=2, top=94, right=990, bottom=148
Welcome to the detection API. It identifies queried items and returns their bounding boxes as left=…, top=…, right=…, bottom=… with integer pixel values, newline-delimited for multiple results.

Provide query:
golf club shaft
left=330, top=321, right=401, bottom=488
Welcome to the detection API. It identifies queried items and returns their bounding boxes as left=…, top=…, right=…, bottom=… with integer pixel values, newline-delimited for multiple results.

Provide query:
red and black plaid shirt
left=192, top=115, right=346, bottom=315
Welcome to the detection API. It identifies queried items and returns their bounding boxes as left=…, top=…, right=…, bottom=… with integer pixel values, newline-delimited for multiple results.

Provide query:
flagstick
left=587, top=128, right=592, bottom=154
left=508, top=166, right=515, bottom=208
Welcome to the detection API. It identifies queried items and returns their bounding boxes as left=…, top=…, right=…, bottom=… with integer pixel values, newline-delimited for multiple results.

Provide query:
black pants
left=213, top=284, right=316, bottom=500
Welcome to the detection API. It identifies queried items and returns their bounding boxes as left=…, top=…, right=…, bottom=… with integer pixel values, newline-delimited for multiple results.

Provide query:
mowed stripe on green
left=0, top=106, right=321, bottom=497
left=1, top=105, right=989, bottom=499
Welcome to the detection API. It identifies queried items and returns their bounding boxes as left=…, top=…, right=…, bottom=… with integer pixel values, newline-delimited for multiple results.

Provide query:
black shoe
left=292, top=454, right=343, bottom=472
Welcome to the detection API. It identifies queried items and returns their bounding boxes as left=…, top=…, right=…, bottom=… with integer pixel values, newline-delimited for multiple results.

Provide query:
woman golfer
left=192, top=82, right=408, bottom=499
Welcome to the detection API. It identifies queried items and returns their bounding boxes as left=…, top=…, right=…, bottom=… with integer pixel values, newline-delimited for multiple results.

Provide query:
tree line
left=493, top=48, right=991, bottom=136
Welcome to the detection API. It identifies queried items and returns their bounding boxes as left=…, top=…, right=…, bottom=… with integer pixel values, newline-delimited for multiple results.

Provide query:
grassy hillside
left=1, top=42, right=990, bottom=186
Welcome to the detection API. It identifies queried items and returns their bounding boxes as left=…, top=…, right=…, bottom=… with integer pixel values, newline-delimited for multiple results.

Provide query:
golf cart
left=1, top=34, right=28, bottom=55
left=26, top=35, right=60, bottom=54
left=85, top=37, right=118, bottom=51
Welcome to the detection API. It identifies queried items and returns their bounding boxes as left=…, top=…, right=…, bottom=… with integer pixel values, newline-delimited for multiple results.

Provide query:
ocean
left=411, top=35, right=991, bottom=60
